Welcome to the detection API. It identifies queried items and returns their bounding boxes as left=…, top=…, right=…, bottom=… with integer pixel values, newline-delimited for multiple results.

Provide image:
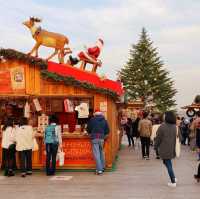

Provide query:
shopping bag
left=175, top=127, right=181, bottom=158
left=32, top=138, right=39, bottom=151
left=57, top=150, right=65, bottom=166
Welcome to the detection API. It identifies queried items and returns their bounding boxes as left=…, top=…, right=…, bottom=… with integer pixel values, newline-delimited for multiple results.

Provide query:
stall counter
left=0, top=133, right=97, bottom=170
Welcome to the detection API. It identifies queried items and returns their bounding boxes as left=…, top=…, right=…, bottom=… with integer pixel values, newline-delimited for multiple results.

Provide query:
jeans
left=19, top=150, right=32, bottom=174
left=91, top=139, right=105, bottom=172
left=163, top=159, right=176, bottom=183
left=46, top=143, right=58, bottom=175
left=126, top=134, right=134, bottom=146
left=140, top=137, right=150, bottom=157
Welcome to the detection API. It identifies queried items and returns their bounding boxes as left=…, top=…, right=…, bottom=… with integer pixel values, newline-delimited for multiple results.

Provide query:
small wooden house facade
left=0, top=49, right=123, bottom=169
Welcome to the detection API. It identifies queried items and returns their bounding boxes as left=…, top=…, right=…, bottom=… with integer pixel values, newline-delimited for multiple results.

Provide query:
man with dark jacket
left=87, top=109, right=109, bottom=175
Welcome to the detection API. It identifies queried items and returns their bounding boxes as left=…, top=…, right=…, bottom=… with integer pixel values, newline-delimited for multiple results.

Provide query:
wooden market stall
left=0, top=49, right=123, bottom=170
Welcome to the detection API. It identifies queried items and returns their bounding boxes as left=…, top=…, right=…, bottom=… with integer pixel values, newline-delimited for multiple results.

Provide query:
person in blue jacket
left=44, top=115, right=62, bottom=176
left=87, top=109, right=109, bottom=175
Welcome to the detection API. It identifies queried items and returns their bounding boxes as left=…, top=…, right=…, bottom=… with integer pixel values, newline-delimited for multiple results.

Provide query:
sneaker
left=167, top=182, right=176, bottom=187
left=174, top=178, right=178, bottom=183
left=8, top=170, right=15, bottom=177
left=21, top=173, right=26, bottom=178
left=146, top=157, right=150, bottom=160
left=143, top=156, right=147, bottom=159
left=95, top=171, right=103, bottom=175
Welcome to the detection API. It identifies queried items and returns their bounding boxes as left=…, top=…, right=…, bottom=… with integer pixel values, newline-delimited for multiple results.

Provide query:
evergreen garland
left=0, top=48, right=119, bottom=99
left=41, top=70, right=118, bottom=99
left=0, top=48, right=47, bottom=70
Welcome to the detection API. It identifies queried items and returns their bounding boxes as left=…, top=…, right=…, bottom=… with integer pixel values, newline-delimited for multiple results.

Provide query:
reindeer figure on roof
left=23, top=17, right=72, bottom=63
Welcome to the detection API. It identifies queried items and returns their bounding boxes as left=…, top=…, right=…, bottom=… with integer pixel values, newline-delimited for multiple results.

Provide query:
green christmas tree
left=120, top=28, right=177, bottom=112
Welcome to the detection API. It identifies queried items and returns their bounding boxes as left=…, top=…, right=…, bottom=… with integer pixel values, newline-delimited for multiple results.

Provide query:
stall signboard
left=42, top=139, right=95, bottom=166
left=100, top=101, right=107, bottom=112
left=62, top=139, right=95, bottom=165
left=100, top=101, right=107, bottom=119
left=0, top=66, right=25, bottom=93
left=10, top=67, right=25, bottom=90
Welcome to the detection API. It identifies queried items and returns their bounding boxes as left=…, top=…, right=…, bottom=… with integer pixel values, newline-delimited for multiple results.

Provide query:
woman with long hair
left=154, top=111, right=181, bottom=187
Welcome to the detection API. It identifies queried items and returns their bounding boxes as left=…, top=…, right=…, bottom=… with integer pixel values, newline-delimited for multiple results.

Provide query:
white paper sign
left=33, top=98, right=42, bottom=111
left=49, top=176, right=73, bottom=181
left=100, top=102, right=107, bottom=112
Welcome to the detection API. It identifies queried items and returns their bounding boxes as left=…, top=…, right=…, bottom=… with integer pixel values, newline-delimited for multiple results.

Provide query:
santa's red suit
left=78, top=39, right=104, bottom=61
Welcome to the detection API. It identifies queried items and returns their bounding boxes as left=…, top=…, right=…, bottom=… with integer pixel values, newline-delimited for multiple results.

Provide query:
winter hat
left=98, top=38, right=104, bottom=45
left=94, top=108, right=103, bottom=116
left=96, top=38, right=104, bottom=50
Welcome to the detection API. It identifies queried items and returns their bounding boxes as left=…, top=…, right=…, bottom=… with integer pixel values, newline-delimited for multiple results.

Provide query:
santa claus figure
left=69, top=38, right=104, bottom=66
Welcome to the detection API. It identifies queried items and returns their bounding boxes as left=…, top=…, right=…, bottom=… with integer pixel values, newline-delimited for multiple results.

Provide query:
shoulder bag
left=175, top=126, right=181, bottom=158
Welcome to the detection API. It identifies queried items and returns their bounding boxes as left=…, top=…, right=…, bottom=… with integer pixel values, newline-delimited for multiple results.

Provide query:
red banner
left=42, top=138, right=95, bottom=166
left=62, top=139, right=95, bottom=165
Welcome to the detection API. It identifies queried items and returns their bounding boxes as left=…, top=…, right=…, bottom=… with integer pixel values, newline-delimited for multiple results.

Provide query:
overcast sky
left=0, top=0, right=199, bottom=110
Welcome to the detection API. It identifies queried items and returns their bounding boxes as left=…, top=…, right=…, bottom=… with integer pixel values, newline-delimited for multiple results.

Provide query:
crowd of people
left=1, top=107, right=200, bottom=186
left=1, top=115, right=63, bottom=177
left=1, top=109, right=109, bottom=177
left=121, top=110, right=200, bottom=187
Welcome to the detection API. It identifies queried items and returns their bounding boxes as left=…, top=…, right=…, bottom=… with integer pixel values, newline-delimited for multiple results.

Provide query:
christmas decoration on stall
left=0, top=49, right=122, bottom=99
left=68, top=38, right=104, bottom=73
left=64, top=99, right=74, bottom=112
left=120, top=28, right=177, bottom=112
left=182, top=95, right=200, bottom=117
left=41, top=70, right=118, bottom=99
left=33, top=98, right=42, bottom=112
left=24, top=101, right=30, bottom=118
left=23, top=17, right=72, bottom=63
left=0, top=48, right=47, bottom=70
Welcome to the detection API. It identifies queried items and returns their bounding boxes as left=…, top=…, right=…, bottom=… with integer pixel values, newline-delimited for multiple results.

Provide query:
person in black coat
left=194, top=164, right=200, bottom=182
left=125, top=118, right=134, bottom=147
left=132, top=117, right=140, bottom=138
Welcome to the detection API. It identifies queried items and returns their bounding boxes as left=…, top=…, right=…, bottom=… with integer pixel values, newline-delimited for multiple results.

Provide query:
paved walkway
left=0, top=140, right=199, bottom=199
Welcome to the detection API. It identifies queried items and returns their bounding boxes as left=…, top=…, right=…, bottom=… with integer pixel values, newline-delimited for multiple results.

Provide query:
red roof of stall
left=47, top=61, right=124, bottom=96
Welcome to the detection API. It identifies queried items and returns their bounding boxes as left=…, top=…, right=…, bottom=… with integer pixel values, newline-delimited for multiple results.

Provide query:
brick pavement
left=0, top=141, right=199, bottom=199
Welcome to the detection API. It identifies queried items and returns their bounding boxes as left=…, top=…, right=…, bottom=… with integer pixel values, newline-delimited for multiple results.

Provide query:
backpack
left=44, top=125, right=59, bottom=144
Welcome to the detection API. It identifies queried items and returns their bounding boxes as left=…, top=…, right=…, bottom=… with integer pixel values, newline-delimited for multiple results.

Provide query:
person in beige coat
left=138, top=112, right=152, bottom=160
left=15, top=117, right=35, bottom=177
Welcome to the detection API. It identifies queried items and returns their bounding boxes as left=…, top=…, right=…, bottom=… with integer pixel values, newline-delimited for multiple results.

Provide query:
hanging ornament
left=33, top=98, right=42, bottom=112
left=24, top=102, right=30, bottom=118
